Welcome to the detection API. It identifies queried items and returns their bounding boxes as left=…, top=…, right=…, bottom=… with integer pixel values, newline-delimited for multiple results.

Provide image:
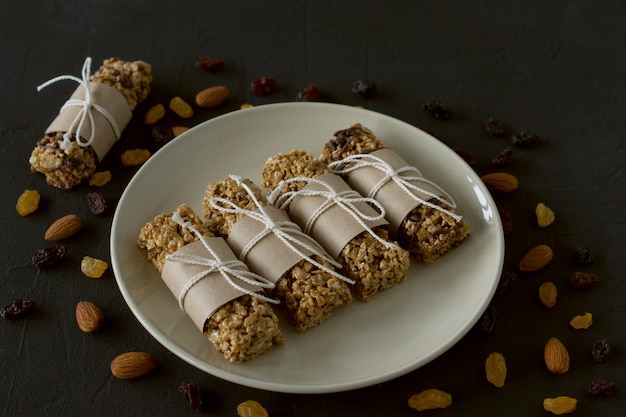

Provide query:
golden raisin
left=536, top=203, right=555, bottom=227
left=81, top=256, right=109, bottom=278
left=16, top=190, right=41, bottom=216
left=121, top=149, right=151, bottom=166
left=539, top=281, right=558, bottom=308
left=240, top=103, right=254, bottom=109
left=543, top=396, right=577, bottom=415
left=236, top=400, right=268, bottom=417
left=408, top=389, right=452, bottom=411
left=485, top=352, right=507, bottom=388
left=569, top=312, right=593, bottom=329
left=144, top=104, right=165, bottom=124
left=169, top=96, right=194, bottom=118
left=89, top=170, right=112, bottom=187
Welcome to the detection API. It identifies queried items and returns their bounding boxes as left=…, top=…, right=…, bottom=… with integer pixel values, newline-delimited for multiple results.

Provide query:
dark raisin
left=423, top=100, right=451, bottom=120
left=352, top=80, right=377, bottom=98
left=574, top=246, right=594, bottom=266
left=195, top=57, right=224, bottom=71
left=296, top=84, right=321, bottom=102
left=498, top=208, right=513, bottom=237
left=179, top=382, right=205, bottom=411
left=1, top=298, right=36, bottom=319
left=87, top=192, right=111, bottom=215
left=496, top=271, right=517, bottom=295
left=569, top=271, right=598, bottom=289
left=511, top=131, right=541, bottom=147
left=591, top=338, right=611, bottom=362
left=484, top=118, right=505, bottom=136
left=151, top=125, right=174, bottom=145
left=586, top=379, right=617, bottom=396
left=491, top=148, right=513, bottom=167
left=250, top=77, right=277, bottom=96
left=32, top=245, right=67, bottom=268
left=477, top=305, right=497, bottom=335
left=452, top=147, right=477, bottom=166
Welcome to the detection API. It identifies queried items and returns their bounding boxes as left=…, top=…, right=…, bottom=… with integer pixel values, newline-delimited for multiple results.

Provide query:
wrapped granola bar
left=320, top=123, right=471, bottom=263
left=202, top=176, right=353, bottom=332
left=30, top=57, right=152, bottom=189
left=138, top=204, right=285, bottom=363
left=261, top=150, right=410, bottom=302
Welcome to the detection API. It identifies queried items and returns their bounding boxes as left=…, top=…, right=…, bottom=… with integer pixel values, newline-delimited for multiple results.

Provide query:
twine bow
left=36, top=57, right=122, bottom=150
left=166, top=212, right=279, bottom=310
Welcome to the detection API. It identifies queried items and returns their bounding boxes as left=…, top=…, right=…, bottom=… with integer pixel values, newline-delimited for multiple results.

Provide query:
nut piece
left=481, top=172, right=519, bottom=193
left=195, top=86, right=229, bottom=108
left=75, top=301, right=104, bottom=333
left=171, top=126, right=190, bottom=137
left=45, top=214, right=82, bottom=241
left=110, top=352, right=158, bottom=379
left=519, top=244, right=553, bottom=272
left=544, top=337, right=570, bottom=374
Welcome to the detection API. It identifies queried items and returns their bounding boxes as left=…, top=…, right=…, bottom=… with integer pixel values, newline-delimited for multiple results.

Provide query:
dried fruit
left=171, top=126, right=189, bottom=137
left=240, top=103, right=254, bottom=109
left=569, top=271, right=598, bottom=288
left=484, top=118, right=505, bottom=136
left=543, top=396, right=577, bottom=415
left=110, top=352, right=158, bottom=379
left=586, top=379, right=616, bottom=396
left=544, top=337, right=570, bottom=374
left=408, top=389, right=452, bottom=411
left=296, top=84, right=321, bottom=102
left=535, top=203, right=555, bottom=227
left=179, top=382, right=205, bottom=411
left=452, top=146, right=477, bottom=166
left=477, top=305, right=497, bottom=335
left=491, top=148, right=513, bottom=166
left=75, top=301, right=104, bottom=333
left=250, top=77, right=277, bottom=96
left=121, top=149, right=151, bottom=166
left=423, top=100, right=451, bottom=120
left=1, top=298, right=36, bottom=319
left=44, top=214, right=82, bottom=241
left=151, top=125, right=174, bottom=145
left=16, top=190, right=41, bottom=216
left=169, top=96, right=194, bottom=118
left=481, top=172, right=519, bottom=193
left=237, top=400, right=269, bottom=417
left=195, top=85, right=229, bottom=108
left=32, top=245, right=67, bottom=268
left=485, top=352, right=507, bottom=387
left=195, top=57, right=224, bottom=71
left=81, top=256, right=109, bottom=278
left=86, top=192, right=111, bottom=215
left=539, top=281, right=558, bottom=308
left=352, top=80, right=377, bottom=98
left=498, top=208, right=513, bottom=237
left=497, top=271, right=517, bottom=295
left=570, top=312, right=593, bottom=329
left=144, top=104, right=165, bottom=124
left=591, top=338, right=610, bottom=362
left=512, top=131, right=541, bottom=147
left=573, top=246, right=593, bottom=265
left=89, top=170, right=112, bottom=186
left=519, top=244, right=553, bottom=272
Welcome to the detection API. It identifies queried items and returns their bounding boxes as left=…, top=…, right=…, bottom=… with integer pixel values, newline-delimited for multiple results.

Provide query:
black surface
left=1, top=1, right=625, bottom=416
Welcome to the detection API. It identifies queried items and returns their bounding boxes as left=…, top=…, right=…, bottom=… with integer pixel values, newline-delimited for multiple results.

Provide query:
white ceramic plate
left=111, top=102, right=504, bottom=394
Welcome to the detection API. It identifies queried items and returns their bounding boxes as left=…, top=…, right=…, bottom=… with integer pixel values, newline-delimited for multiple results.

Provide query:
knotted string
left=328, top=153, right=462, bottom=221
left=209, top=175, right=355, bottom=285
left=36, top=57, right=122, bottom=150
left=166, top=212, right=279, bottom=310
left=267, top=176, right=398, bottom=250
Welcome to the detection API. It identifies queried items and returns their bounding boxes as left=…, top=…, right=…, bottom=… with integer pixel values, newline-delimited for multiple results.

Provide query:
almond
left=110, top=352, right=158, bottom=379
left=75, top=301, right=104, bottom=333
left=544, top=337, right=570, bottom=374
left=195, top=86, right=229, bottom=108
left=44, top=214, right=82, bottom=241
left=481, top=172, right=519, bottom=193
left=171, top=126, right=190, bottom=137
left=519, top=244, right=553, bottom=272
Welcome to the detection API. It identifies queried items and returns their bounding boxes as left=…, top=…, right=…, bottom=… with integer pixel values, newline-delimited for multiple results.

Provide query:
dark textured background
left=1, top=1, right=624, bottom=416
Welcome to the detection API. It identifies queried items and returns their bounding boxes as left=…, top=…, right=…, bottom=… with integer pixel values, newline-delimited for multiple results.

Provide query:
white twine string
left=209, top=175, right=355, bottom=285
left=36, top=57, right=122, bottom=150
left=166, top=212, right=279, bottom=310
left=327, top=154, right=462, bottom=221
left=267, top=176, right=398, bottom=250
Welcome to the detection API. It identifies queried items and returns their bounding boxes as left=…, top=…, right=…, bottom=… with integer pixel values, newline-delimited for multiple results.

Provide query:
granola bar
left=30, top=58, right=152, bottom=189
left=320, top=123, right=471, bottom=263
left=261, top=150, right=410, bottom=302
left=202, top=177, right=353, bottom=331
left=138, top=204, right=285, bottom=363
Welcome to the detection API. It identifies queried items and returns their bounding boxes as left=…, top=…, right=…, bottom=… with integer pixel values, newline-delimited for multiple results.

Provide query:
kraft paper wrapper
left=161, top=239, right=261, bottom=332
left=227, top=206, right=314, bottom=283
left=288, top=173, right=388, bottom=258
left=345, top=148, right=445, bottom=237
left=45, top=82, right=132, bottom=161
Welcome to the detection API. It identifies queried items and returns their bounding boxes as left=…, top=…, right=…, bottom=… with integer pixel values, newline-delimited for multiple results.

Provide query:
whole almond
left=195, top=86, right=229, bottom=108
left=481, top=172, right=519, bottom=193
left=75, top=300, right=104, bottom=333
left=544, top=337, right=570, bottom=374
left=171, top=126, right=190, bottom=137
left=110, top=352, right=158, bottom=379
left=519, top=244, right=553, bottom=271
left=44, top=214, right=82, bottom=241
